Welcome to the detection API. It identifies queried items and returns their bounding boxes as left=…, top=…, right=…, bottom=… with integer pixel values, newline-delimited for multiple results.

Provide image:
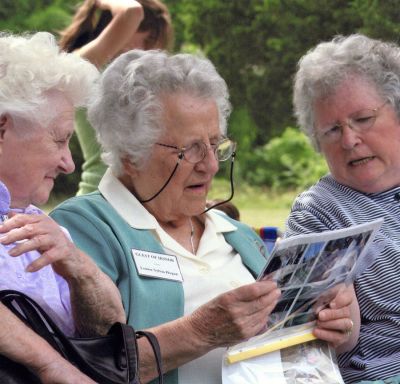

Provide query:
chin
left=32, top=192, right=52, bottom=207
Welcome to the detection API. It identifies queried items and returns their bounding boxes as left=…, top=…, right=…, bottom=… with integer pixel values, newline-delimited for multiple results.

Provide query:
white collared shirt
left=99, top=169, right=255, bottom=383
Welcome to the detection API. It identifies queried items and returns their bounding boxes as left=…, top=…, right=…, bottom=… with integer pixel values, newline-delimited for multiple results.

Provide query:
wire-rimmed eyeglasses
left=155, top=137, right=237, bottom=163
left=314, top=101, right=388, bottom=145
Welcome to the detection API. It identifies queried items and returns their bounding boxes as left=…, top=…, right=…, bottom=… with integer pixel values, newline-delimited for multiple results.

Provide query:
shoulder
left=212, top=210, right=258, bottom=239
left=50, top=192, right=120, bottom=234
left=51, top=192, right=111, bottom=216
left=286, top=175, right=369, bottom=236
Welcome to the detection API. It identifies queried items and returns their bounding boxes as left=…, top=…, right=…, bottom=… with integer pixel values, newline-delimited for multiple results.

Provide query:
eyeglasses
left=314, top=101, right=388, bottom=145
left=139, top=137, right=236, bottom=204
left=155, top=137, right=236, bottom=163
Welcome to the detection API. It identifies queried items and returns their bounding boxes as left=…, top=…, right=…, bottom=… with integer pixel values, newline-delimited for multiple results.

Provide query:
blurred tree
left=177, top=0, right=368, bottom=143
left=2, top=1, right=400, bottom=193
left=0, top=0, right=78, bottom=33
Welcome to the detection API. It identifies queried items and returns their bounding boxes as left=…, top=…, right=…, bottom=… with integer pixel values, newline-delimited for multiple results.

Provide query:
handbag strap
left=108, top=322, right=139, bottom=382
left=0, top=291, right=142, bottom=381
left=0, top=290, right=64, bottom=353
left=0, top=290, right=164, bottom=384
left=136, top=331, right=164, bottom=384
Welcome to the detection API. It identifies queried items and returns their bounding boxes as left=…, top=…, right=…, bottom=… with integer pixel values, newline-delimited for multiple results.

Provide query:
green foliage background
left=2, top=0, right=400, bottom=193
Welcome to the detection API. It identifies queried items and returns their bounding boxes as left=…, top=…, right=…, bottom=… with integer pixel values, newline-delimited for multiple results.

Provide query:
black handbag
left=0, top=290, right=163, bottom=384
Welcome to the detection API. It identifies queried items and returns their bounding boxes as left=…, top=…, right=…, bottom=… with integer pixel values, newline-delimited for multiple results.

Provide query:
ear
left=0, top=114, right=12, bottom=150
left=0, top=114, right=8, bottom=141
left=121, top=157, right=139, bottom=178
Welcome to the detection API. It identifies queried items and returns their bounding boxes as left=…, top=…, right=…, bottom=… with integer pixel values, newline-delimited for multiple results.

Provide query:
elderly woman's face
left=0, top=90, right=75, bottom=208
left=313, top=76, right=400, bottom=193
left=126, top=93, right=221, bottom=221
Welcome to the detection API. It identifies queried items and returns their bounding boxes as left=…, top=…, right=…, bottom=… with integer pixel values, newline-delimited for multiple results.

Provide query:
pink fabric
left=0, top=205, right=74, bottom=335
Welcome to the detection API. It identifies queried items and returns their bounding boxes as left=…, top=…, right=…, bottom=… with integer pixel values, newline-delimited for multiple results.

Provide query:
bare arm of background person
left=75, top=0, right=144, bottom=68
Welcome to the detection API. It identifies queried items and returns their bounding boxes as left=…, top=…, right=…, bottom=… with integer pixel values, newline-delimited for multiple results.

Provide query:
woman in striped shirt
left=286, top=33, right=400, bottom=383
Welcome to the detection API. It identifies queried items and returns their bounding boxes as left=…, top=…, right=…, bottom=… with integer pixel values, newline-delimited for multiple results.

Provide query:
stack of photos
left=223, top=219, right=383, bottom=384
left=258, top=218, right=383, bottom=332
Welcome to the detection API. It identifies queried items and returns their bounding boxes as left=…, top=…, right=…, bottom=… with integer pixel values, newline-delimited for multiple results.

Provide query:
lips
left=187, top=183, right=206, bottom=189
left=348, top=156, right=375, bottom=166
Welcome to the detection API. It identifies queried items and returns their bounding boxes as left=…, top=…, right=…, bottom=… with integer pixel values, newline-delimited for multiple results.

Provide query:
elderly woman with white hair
left=51, top=49, right=357, bottom=383
left=285, top=34, right=400, bottom=383
left=0, top=32, right=125, bottom=383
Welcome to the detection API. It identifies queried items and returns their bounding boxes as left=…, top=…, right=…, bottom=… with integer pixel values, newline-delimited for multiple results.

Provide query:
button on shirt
left=99, top=169, right=256, bottom=384
left=0, top=205, right=74, bottom=336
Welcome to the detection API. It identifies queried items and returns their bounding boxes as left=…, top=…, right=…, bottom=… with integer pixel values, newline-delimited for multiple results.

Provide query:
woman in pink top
left=0, top=32, right=125, bottom=383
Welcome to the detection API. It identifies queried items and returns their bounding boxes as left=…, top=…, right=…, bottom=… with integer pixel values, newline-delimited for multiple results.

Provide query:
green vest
left=51, top=192, right=269, bottom=384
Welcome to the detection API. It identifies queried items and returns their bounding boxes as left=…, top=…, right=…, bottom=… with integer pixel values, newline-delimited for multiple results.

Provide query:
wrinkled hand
left=313, top=284, right=357, bottom=349
left=37, top=358, right=97, bottom=384
left=188, top=280, right=281, bottom=348
left=0, top=212, right=83, bottom=277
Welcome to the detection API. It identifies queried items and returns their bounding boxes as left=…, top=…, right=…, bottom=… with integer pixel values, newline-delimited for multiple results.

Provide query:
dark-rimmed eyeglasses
left=155, top=137, right=236, bottom=163
left=314, top=101, right=388, bottom=145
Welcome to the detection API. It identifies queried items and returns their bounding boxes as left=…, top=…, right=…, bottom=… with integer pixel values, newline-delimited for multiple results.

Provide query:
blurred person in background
left=59, top=0, right=173, bottom=195
left=206, top=199, right=241, bottom=221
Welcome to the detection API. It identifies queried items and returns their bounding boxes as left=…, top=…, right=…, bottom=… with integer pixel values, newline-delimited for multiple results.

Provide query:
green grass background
left=208, top=179, right=298, bottom=230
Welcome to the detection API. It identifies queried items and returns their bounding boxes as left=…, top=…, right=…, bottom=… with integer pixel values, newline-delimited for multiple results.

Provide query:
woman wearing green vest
left=51, top=50, right=358, bottom=384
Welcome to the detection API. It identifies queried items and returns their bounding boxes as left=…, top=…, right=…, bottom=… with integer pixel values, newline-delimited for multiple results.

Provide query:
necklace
left=189, top=217, right=195, bottom=254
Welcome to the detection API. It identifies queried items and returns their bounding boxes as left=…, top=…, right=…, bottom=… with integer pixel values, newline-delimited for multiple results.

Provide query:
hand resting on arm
left=0, top=212, right=126, bottom=336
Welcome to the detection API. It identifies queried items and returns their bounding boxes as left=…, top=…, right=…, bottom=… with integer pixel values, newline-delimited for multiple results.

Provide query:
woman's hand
left=0, top=212, right=83, bottom=277
left=137, top=280, right=281, bottom=383
left=313, top=283, right=360, bottom=352
left=188, top=280, right=281, bottom=348
left=0, top=212, right=126, bottom=335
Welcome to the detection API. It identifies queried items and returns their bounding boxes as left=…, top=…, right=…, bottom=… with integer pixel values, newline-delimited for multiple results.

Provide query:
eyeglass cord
left=139, top=151, right=236, bottom=214
left=139, top=154, right=183, bottom=203
left=203, top=151, right=236, bottom=214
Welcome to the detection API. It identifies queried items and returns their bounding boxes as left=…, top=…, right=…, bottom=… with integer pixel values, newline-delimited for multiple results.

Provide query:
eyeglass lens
left=184, top=139, right=235, bottom=163
left=318, top=106, right=383, bottom=144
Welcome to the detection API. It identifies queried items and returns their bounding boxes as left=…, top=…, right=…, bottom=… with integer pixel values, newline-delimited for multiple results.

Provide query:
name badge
left=132, top=249, right=183, bottom=282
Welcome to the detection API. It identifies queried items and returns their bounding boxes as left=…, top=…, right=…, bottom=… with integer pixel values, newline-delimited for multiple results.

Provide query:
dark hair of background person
left=206, top=199, right=240, bottom=221
left=59, top=0, right=173, bottom=53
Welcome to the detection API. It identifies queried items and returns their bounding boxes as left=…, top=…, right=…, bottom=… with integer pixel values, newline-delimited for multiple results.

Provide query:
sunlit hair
left=0, top=32, right=98, bottom=124
left=88, top=50, right=232, bottom=175
left=293, top=34, right=400, bottom=150
left=59, top=0, right=173, bottom=53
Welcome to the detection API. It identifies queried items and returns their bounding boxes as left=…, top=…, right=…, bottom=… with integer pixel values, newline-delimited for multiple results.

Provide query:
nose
left=59, top=147, right=75, bottom=174
left=340, top=123, right=362, bottom=150
left=195, top=147, right=219, bottom=175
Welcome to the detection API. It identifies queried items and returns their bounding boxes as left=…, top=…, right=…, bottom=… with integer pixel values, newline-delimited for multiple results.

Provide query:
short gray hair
left=0, top=32, right=98, bottom=122
left=293, top=34, right=400, bottom=149
left=87, top=50, right=231, bottom=175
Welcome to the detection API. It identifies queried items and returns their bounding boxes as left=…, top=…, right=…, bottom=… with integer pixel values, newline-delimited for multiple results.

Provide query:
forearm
left=138, top=317, right=213, bottom=383
left=67, top=250, right=126, bottom=336
left=0, top=303, right=67, bottom=372
left=77, top=1, right=144, bottom=67
left=99, top=0, right=143, bottom=15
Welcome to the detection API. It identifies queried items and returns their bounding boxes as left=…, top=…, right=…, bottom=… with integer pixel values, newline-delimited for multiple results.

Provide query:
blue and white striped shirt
left=285, top=174, right=400, bottom=383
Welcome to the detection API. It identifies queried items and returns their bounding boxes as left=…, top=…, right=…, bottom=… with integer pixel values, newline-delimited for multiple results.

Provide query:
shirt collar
left=98, top=168, right=237, bottom=234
